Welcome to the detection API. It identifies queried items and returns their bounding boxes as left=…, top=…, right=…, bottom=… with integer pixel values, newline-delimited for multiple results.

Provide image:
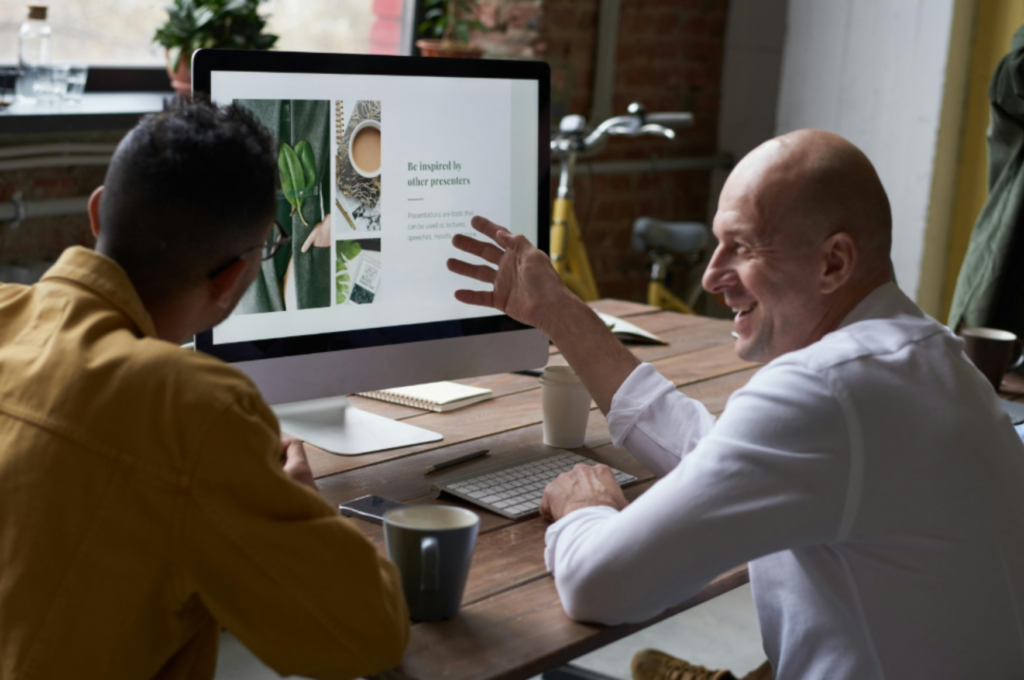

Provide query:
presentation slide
left=208, top=71, right=539, bottom=345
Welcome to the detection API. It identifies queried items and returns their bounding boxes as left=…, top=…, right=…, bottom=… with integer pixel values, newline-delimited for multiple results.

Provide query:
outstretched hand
left=447, top=216, right=568, bottom=332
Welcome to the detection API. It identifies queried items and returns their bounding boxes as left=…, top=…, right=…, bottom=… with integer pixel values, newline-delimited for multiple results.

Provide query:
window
left=0, top=0, right=406, bottom=66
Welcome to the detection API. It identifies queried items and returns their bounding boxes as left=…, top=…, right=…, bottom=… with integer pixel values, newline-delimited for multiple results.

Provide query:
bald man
left=448, top=130, right=1024, bottom=679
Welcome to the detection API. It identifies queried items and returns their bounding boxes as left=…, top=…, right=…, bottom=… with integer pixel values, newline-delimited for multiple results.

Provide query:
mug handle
left=1012, top=339, right=1024, bottom=372
left=420, top=536, right=440, bottom=593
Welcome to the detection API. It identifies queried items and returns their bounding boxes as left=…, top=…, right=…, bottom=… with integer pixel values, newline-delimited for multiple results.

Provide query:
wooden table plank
left=319, top=366, right=756, bottom=506
left=347, top=372, right=545, bottom=422
left=317, top=303, right=756, bottom=680
left=325, top=368, right=763, bottom=639
left=549, top=310, right=713, bottom=355
left=308, top=323, right=753, bottom=480
left=587, top=299, right=661, bottom=318
left=1001, top=372, right=1024, bottom=402
left=375, top=564, right=749, bottom=680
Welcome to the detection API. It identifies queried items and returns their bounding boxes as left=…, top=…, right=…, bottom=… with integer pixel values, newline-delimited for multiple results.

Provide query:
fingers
left=471, top=215, right=517, bottom=249
left=301, top=227, right=317, bottom=253
left=447, top=258, right=497, bottom=284
left=539, top=490, right=553, bottom=522
left=593, top=464, right=617, bottom=483
left=454, top=288, right=496, bottom=308
left=452, top=233, right=504, bottom=265
left=282, top=440, right=318, bottom=491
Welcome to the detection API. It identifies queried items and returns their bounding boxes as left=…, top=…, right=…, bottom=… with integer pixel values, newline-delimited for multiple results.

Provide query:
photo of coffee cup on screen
left=335, top=100, right=382, bottom=233
left=349, top=120, right=381, bottom=178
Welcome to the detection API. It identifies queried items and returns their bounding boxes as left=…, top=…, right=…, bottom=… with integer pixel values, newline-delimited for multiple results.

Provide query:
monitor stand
left=273, top=396, right=443, bottom=456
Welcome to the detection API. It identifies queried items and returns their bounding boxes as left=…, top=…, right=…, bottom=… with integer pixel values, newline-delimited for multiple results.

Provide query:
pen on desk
left=423, top=449, right=489, bottom=474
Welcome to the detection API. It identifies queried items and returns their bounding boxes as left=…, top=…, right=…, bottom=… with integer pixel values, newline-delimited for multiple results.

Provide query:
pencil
left=335, top=198, right=357, bottom=230
left=423, top=449, right=490, bottom=475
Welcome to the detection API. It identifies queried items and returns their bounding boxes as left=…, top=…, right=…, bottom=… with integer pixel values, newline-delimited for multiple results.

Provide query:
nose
left=702, top=244, right=736, bottom=294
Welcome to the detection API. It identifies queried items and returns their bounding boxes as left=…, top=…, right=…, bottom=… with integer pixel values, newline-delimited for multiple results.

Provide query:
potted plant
left=416, top=0, right=487, bottom=58
left=154, top=0, right=278, bottom=96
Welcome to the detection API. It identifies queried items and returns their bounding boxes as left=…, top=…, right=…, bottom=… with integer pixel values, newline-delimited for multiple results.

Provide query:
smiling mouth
left=730, top=302, right=757, bottom=322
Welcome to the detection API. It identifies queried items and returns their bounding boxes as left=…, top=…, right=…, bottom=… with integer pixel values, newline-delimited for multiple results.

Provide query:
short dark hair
left=98, top=97, right=277, bottom=301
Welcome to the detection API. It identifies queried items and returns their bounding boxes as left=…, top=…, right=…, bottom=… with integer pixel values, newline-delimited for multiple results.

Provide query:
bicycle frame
left=647, top=280, right=695, bottom=314
left=551, top=152, right=599, bottom=301
left=549, top=106, right=692, bottom=304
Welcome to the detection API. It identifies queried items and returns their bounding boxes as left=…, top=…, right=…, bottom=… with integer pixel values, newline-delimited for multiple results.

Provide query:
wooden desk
left=306, top=301, right=758, bottom=680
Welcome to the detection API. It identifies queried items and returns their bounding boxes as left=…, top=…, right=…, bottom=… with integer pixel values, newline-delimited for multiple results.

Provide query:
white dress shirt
left=545, top=283, right=1024, bottom=679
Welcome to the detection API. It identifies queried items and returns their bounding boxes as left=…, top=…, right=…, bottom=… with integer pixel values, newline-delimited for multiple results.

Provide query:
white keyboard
left=430, top=450, right=637, bottom=520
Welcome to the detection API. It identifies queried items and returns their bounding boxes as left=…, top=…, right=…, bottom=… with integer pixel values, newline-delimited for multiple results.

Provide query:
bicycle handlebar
left=551, top=106, right=694, bottom=156
left=646, top=112, right=694, bottom=127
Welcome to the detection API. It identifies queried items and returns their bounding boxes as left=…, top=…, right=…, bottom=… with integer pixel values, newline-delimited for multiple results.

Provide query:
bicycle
left=549, top=103, right=709, bottom=310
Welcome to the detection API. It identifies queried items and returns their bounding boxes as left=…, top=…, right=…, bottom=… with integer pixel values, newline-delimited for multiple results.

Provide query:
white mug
left=540, top=365, right=592, bottom=448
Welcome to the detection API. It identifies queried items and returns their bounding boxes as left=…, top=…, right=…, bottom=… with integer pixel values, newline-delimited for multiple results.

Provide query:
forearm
left=542, top=292, right=640, bottom=414
left=608, top=363, right=717, bottom=476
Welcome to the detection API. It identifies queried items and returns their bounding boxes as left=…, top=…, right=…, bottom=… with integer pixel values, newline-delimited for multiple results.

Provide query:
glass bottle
left=17, top=5, right=52, bottom=103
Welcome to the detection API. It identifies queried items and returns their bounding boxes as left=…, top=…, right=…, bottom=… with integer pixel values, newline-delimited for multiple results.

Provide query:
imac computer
left=192, top=49, right=550, bottom=455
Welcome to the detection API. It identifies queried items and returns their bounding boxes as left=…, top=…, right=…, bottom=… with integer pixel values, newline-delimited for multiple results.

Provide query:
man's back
left=0, top=247, right=408, bottom=679
left=544, top=283, right=1024, bottom=678
left=752, top=285, right=1024, bottom=677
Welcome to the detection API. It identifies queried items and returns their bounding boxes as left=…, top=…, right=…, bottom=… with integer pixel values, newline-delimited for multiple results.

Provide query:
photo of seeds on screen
left=335, top=99, right=381, bottom=233
left=336, top=238, right=381, bottom=305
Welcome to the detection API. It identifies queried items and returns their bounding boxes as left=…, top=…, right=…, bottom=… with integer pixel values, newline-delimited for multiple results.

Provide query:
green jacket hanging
left=948, top=26, right=1024, bottom=336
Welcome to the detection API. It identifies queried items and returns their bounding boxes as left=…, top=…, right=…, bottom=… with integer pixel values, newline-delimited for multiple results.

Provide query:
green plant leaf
left=336, top=277, right=351, bottom=304
left=337, top=240, right=362, bottom=261
left=295, top=139, right=317, bottom=191
left=278, top=142, right=309, bottom=226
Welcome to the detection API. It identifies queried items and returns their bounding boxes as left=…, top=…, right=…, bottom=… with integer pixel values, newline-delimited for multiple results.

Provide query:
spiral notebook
left=358, top=381, right=493, bottom=412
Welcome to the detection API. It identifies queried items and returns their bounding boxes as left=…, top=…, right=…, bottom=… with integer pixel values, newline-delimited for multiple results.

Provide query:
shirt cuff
left=544, top=504, right=620, bottom=574
left=607, top=363, right=680, bottom=450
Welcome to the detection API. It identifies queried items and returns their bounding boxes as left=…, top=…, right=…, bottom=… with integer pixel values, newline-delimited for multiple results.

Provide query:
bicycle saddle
left=631, top=217, right=709, bottom=254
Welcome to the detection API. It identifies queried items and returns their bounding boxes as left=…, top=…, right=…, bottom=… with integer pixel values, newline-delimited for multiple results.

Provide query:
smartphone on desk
left=339, top=495, right=407, bottom=525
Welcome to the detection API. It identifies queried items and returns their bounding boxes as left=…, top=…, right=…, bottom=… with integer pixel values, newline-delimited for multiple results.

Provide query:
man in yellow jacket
left=0, top=99, right=408, bottom=679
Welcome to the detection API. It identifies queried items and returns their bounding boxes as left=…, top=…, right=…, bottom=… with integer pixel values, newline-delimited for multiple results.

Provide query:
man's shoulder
left=778, top=314, right=950, bottom=376
left=128, top=339, right=264, bottom=414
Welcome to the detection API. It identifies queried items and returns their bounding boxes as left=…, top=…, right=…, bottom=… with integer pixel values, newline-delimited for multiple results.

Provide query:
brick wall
left=544, top=0, right=729, bottom=301
left=2, top=0, right=730, bottom=299
left=0, top=130, right=121, bottom=276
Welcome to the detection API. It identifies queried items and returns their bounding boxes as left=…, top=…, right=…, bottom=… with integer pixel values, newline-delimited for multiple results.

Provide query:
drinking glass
left=34, top=64, right=69, bottom=106
left=0, top=68, right=17, bottom=110
left=63, top=64, right=88, bottom=104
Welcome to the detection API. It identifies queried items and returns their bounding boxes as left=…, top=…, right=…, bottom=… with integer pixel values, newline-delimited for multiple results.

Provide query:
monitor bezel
left=191, top=49, right=550, bottom=364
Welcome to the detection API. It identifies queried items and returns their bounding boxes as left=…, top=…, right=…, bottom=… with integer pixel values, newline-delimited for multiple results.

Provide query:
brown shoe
left=631, top=648, right=738, bottom=680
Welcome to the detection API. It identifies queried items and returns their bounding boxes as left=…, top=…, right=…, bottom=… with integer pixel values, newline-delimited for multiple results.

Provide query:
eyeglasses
left=207, top=219, right=291, bottom=279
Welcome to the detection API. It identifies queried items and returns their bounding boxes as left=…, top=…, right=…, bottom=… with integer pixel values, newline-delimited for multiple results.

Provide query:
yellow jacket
left=0, top=247, right=408, bottom=679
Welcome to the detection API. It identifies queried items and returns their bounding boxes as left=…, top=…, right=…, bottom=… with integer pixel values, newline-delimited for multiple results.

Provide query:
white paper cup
left=540, top=366, right=591, bottom=448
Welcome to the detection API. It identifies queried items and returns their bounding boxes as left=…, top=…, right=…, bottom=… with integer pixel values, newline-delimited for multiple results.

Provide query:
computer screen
left=194, top=52, right=546, bottom=351
left=191, top=51, right=550, bottom=455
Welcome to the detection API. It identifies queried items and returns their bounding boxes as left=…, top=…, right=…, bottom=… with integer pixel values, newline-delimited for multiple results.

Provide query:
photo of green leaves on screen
left=336, top=238, right=381, bottom=306
left=233, top=99, right=332, bottom=314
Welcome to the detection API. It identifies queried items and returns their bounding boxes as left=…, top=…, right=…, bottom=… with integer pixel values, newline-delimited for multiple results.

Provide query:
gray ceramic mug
left=961, top=327, right=1024, bottom=391
left=383, top=505, right=479, bottom=621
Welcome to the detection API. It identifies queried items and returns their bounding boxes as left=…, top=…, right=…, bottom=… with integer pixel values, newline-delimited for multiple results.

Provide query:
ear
left=820, top=232, right=857, bottom=295
left=87, top=186, right=103, bottom=240
left=208, top=258, right=249, bottom=309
